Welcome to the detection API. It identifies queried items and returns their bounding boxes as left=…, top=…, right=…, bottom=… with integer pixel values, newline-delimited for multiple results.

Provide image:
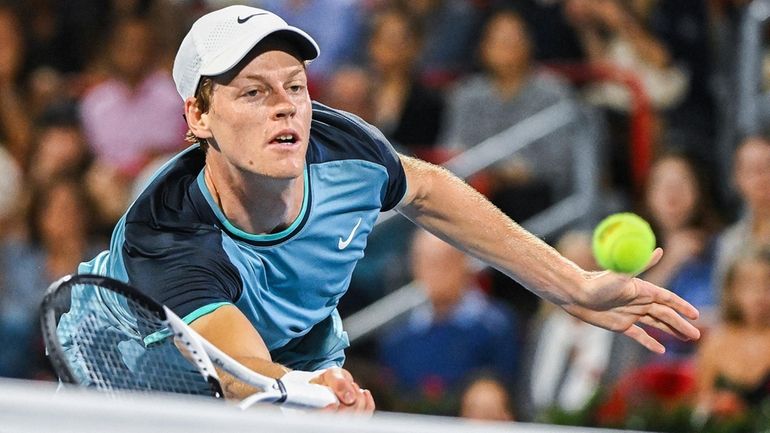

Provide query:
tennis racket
left=41, top=274, right=337, bottom=409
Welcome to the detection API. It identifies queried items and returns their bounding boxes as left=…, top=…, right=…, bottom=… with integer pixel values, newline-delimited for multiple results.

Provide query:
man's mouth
left=269, top=131, right=299, bottom=145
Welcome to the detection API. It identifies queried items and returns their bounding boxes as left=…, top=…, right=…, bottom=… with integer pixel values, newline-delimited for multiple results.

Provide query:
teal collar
left=196, top=167, right=310, bottom=243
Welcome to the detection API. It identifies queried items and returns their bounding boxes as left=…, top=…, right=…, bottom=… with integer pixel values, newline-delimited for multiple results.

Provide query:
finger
left=646, top=303, right=701, bottom=340
left=352, top=388, right=369, bottom=413
left=323, top=370, right=357, bottom=405
left=336, top=389, right=368, bottom=414
left=637, top=279, right=700, bottom=321
left=638, top=314, right=693, bottom=341
left=624, top=324, right=665, bottom=354
left=363, top=389, right=375, bottom=414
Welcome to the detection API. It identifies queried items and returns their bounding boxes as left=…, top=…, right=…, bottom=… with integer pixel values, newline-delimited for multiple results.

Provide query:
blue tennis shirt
left=78, top=102, right=408, bottom=370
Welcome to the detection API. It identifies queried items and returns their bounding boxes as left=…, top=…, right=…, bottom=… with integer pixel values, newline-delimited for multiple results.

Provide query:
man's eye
left=289, top=85, right=304, bottom=93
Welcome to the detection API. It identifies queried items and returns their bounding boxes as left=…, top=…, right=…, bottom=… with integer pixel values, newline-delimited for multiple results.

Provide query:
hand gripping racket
left=40, top=274, right=337, bottom=409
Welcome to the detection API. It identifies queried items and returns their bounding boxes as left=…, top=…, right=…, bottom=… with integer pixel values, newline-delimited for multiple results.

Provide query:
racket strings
left=52, top=283, right=218, bottom=397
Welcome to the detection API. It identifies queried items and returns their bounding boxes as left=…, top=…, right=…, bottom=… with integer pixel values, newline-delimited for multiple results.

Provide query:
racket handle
left=280, top=380, right=338, bottom=408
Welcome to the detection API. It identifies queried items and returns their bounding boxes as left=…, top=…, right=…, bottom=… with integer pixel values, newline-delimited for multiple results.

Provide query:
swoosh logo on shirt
left=237, top=12, right=268, bottom=24
left=338, top=218, right=362, bottom=250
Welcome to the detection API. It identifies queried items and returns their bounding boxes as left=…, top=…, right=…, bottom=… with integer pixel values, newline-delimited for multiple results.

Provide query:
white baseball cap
left=172, top=5, right=320, bottom=101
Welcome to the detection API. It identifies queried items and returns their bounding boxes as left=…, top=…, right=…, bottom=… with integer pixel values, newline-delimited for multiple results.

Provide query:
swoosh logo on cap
left=237, top=12, right=267, bottom=24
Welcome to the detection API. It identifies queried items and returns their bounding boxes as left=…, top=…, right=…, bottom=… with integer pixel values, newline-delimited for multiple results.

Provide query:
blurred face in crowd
left=728, top=257, right=770, bottom=328
left=480, top=12, right=532, bottom=79
left=30, top=126, right=89, bottom=185
left=564, top=0, right=594, bottom=26
left=369, top=11, right=420, bottom=76
left=646, top=156, right=700, bottom=231
left=411, top=231, right=470, bottom=313
left=109, top=18, right=155, bottom=84
left=190, top=40, right=312, bottom=181
left=735, top=137, right=770, bottom=214
left=38, top=181, right=88, bottom=248
left=323, top=66, right=372, bottom=121
left=460, top=379, right=514, bottom=421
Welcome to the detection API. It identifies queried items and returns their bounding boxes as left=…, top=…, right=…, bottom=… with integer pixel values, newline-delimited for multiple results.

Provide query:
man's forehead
left=215, top=39, right=307, bottom=84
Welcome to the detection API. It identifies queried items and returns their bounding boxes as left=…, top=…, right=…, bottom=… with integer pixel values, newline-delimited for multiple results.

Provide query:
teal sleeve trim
left=142, top=301, right=232, bottom=346
left=182, top=301, right=231, bottom=324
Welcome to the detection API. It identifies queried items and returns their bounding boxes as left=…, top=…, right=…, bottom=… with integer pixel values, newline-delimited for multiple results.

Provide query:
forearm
left=397, top=156, right=585, bottom=305
left=216, top=356, right=290, bottom=399
left=189, top=304, right=290, bottom=399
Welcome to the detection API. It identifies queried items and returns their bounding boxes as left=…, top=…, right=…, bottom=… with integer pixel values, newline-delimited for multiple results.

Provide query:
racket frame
left=41, top=274, right=337, bottom=408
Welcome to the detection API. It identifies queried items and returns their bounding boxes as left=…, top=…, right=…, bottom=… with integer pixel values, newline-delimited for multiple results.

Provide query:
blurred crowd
left=1, top=0, right=770, bottom=430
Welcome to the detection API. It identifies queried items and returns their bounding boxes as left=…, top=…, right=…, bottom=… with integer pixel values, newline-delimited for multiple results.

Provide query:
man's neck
left=204, top=164, right=305, bottom=235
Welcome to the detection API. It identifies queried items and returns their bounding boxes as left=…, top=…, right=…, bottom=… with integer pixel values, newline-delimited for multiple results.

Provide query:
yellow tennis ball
left=592, top=213, right=656, bottom=274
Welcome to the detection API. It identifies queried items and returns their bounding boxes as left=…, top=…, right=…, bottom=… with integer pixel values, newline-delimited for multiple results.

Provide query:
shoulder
left=308, top=101, right=399, bottom=166
left=718, top=219, right=750, bottom=244
left=125, top=145, right=215, bottom=229
left=448, top=75, right=491, bottom=102
left=526, top=71, right=574, bottom=103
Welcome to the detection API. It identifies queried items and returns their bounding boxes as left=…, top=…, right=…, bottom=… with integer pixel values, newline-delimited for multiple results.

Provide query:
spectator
left=27, top=102, right=92, bottom=187
left=378, top=230, right=519, bottom=412
left=714, top=136, right=770, bottom=292
left=395, top=0, right=488, bottom=86
left=366, top=7, right=444, bottom=153
left=643, top=0, right=716, bottom=164
left=563, top=0, right=687, bottom=194
left=441, top=8, right=578, bottom=202
left=642, top=151, right=722, bottom=323
left=440, top=8, right=582, bottom=325
left=0, top=146, right=23, bottom=240
left=695, top=247, right=770, bottom=424
left=319, top=65, right=374, bottom=122
left=79, top=15, right=187, bottom=177
left=0, top=5, right=33, bottom=166
left=524, top=231, right=640, bottom=420
left=565, top=0, right=687, bottom=112
left=0, top=177, right=103, bottom=378
left=459, top=375, right=515, bottom=422
left=256, top=0, right=365, bottom=86
left=0, top=146, right=27, bottom=379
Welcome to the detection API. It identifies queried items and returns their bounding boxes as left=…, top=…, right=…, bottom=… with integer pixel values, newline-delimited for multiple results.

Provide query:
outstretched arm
left=396, top=155, right=700, bottom=352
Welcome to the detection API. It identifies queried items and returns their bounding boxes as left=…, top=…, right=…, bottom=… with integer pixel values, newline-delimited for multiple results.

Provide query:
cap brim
left=199, top=26, right=319, bottom=78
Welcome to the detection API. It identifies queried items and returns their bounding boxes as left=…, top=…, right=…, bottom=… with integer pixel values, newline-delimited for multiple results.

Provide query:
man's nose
left=272, top=89, right=296, bottom=119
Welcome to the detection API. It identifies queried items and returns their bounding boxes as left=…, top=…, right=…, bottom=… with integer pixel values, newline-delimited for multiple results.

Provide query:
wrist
left=571, top=269, right=595, bottom=307
left=544, top=262, right=592, bottom=307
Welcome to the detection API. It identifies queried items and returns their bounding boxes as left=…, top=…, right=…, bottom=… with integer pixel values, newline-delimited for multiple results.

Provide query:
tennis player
left=78, top=5, right=700, bottom=413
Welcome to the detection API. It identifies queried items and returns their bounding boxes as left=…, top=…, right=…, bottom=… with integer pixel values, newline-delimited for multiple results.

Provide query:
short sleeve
left=121, top=222, right=243, bottom=319
left=309, top=102, right=408, bottom=211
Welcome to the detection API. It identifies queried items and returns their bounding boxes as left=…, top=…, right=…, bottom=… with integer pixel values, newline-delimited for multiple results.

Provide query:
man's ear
left=185, top=97, right=213, bottom=140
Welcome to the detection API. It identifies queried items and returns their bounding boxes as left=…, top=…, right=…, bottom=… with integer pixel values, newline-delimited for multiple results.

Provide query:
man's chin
left=245, top=166, right=304, bottom=181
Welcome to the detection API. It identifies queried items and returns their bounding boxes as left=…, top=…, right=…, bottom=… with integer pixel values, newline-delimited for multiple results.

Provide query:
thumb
left=636, top=247, right=663, bottom=276
left=322, top=369, right=356, bottom=405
